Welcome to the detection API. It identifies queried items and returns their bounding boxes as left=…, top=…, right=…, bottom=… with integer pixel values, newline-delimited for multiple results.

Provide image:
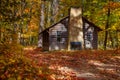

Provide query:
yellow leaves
left=0, top=15, right=3, bottom=19
left=111, top=25, right=117, bottom=31
left=21, top=32, right=37, bottom=38
left=9, top=59, right=15, bottom=63
left=110, top=22, right=120, bottom=31
left=92, top=0, right=98, bottom=3
left=17, top=76, right=22, bottom=80
left=115, top=10, right=120, bottom=16
left=21, top=34, right=29, bottom=38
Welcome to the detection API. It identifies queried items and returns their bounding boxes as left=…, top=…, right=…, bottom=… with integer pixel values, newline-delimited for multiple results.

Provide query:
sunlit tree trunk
left=12, top=0, right=17, bottom=43
left=28, top=1, right=33, bottom=46
left=40, top=1, right=45, bottom=31
left=0, top=0, right=1, bottom=41
left=47, top=1, right=52, bottom=27
left=109, top=31, right=114, bottom=48
left=0, top=24, right=1, bottom=41
left=116, top=30, right=119, bottom=48
left=38, top=0, right=45, bottom=47
left=19, top=0, right=26, bottom=45
left=51, top=0, right=59, bottom=23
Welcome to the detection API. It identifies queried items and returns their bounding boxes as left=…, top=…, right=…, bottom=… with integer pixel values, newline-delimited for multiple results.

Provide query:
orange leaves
left=99, top=1, right=120, bottom=16
left=29, top=20, right=38, bottom=30
left=24, top=8, right=30, bottom=13
left=104, top=1, right=120, bottom=10
left=109, top=1, right=120, bottom=9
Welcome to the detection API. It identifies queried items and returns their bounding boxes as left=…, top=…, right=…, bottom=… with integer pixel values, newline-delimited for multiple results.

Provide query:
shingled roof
left=39, top=16, right=102, bottom=34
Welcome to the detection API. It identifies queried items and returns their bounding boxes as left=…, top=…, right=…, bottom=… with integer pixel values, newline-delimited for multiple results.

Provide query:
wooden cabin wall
left=38, top=34, right=43, bottom=47
left=85, top=28, right=93, bottom=49
left=83, top=22, right=98, bottom=49
left=92, top=29, right=98, bottom=49
left=49, top=23, right=68, bottom=51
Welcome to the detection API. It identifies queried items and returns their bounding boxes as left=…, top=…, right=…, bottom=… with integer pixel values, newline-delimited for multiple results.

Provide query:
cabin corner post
left=83, top=21, right=86, bottom=49
left=67, top=11, right=71, bottom=51
left=38, top=34, right=43, bottom=48
left=68, top=7, right=84, bottom=50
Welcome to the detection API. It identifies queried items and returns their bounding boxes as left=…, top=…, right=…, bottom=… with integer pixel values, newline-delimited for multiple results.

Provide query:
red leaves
left=23, top=48, right=120, bottom=80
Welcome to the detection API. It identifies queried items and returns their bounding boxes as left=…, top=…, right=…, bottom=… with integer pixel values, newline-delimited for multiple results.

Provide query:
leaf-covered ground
left=25, top=48, right=120, bottom=80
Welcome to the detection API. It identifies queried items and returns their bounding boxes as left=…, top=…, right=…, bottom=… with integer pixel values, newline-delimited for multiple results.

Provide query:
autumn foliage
left=0, top=0, right=120, bottom=80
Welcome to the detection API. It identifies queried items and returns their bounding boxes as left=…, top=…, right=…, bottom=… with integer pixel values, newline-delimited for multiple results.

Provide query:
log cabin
left=38, top=7, right=102, bottom=51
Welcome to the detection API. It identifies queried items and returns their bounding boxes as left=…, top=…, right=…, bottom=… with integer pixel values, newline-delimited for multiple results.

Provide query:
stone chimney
left=68, top=7, right=84, bottom=50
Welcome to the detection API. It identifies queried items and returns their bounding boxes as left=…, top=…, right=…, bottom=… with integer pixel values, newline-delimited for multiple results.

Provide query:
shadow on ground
left=25, top=48, right=120, bottom=80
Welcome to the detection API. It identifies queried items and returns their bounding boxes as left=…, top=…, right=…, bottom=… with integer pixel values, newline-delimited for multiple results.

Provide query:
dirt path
left=25, top=48, right=120, bottom=80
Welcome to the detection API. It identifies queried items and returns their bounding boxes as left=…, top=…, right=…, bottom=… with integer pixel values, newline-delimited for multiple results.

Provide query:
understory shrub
left=0, top=42, right=51, bottom=80
left=0, top=55, right=51, bottom=80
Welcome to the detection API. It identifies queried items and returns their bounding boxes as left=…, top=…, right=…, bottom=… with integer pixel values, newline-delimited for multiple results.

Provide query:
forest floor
left=25, top=48, right=120, bottom=80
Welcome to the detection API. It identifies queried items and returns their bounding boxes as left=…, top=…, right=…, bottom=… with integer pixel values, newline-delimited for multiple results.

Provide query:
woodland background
left=0, top=0, right=120, bottom=80
left=0, top=0, right=120, bottom=50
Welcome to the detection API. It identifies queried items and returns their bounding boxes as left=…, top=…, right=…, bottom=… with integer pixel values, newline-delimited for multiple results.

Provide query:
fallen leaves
left=24, top=48, right=120, bottom=80
left=1, top=47, right=120, bottom=80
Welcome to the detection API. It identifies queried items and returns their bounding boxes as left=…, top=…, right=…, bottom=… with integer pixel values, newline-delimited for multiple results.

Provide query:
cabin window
left=57, top=31, right=61, bottom=42
left=87, top=33, right=91, bottom=41
left=87, top=32, right=92, bottom=41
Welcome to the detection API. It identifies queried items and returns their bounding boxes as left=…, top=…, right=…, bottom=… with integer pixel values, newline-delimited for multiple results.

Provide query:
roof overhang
left=39, top=16, right=102, bottom=34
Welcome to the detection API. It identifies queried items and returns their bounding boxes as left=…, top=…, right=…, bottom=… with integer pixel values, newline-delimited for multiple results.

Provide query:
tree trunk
left=109, top=31, right=114, bottom=48
left=38, top=1, right=45, bottom=47
left=40, top=1, right=45, bottom=31
left=19, top=0, right=26, bottom=45
left=116, top=30, right=119, bottom=48
left=51, top=0, right=59, bottom=23
left=0, top=26, right=1, bottom=41
left=104, top=5, right=110, bottom=50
